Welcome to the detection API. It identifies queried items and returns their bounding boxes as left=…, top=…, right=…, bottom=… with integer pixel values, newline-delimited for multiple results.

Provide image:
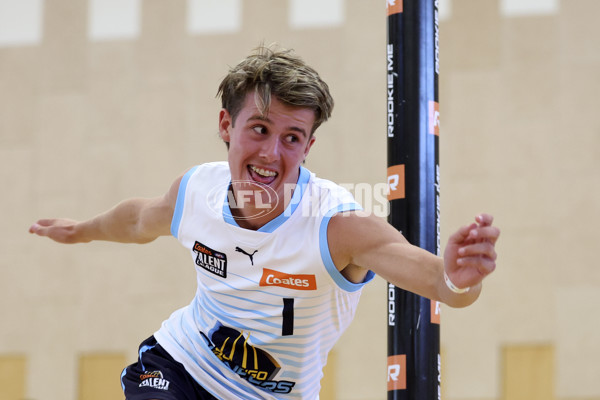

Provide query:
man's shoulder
left=198, top=161, right=229, bottom=171
left=189, top=161, right=230, bottom=179
left=302, top=169, right=361, bottom=214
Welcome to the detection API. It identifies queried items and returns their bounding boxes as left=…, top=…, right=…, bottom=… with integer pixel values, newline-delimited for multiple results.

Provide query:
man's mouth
left=248, top=165, right=278, bottom=184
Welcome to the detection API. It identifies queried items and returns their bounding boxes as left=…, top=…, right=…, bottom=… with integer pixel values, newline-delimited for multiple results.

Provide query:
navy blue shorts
left=121, top=336, right=217, bottom=400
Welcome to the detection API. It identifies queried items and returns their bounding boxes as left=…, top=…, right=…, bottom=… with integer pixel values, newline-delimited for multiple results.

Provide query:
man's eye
left=285, top=135, right=299, bottom=143
left=253, top=126, right=267, bottom=134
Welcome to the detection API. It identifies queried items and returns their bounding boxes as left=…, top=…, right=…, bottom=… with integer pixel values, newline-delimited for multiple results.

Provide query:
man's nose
left=259, top=136, right=280, bottom=162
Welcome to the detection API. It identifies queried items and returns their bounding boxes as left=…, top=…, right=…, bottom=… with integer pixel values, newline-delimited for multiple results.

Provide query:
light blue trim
left=258, top=166, right=309, bottom=233
left=120, top=368, right=127, bottom=391
left=223, top=166, right=310, bottom=233
left=138, top=343, right=155, bottom=371
left=319, top=204, right=376, bottom=292
left=171, top=166, right=199, bottom=238
left=222, top=188, right=236, bottom=226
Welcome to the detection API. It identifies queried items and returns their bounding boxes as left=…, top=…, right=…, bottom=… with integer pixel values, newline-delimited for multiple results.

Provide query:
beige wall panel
left=87, top=42, right=137, bottom=144
left=441, top=69, right=505, bottom=181
left=551, top=173, right=600, bottom=287
left=443, top=0, right=502, bottom=70
left=442, top=300, right=500, bottom=398
left=78, top=353, right=126, bottom=400
left=1, top=0, right=599, bottom=399
left=556, top=288, right=600, bottom=397
left=26, top=308, right=80, bottom=400
left=502, top=344, right=554, bottom=400
left=559, top=0, right=600, bottom=65
left=129, top=84, right=191, bottom=192
left=503, top=15, right=560, bottom=68
left=242, top=0, right=288, bottom=44
left=138, top=0, right=187, bottom=84
left=557, top=61, right=600, bottom=175
left=0, top=355, right=26, bottom=400
left=333, top=277, right=387, bottom=400
left=34, top=94, right=92, bottom=219
left=0, top=147, right=37, bottom=354
left=320, top=349, right=336, bottom=400
left=553, top=60, right=600, bottom=287
left=41, top=0, right=87, bottom=93
left=0, top=48, right=40, bottom=147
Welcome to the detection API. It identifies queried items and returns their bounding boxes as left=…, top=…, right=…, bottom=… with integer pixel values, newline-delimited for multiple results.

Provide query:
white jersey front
left=155, top=162, right=374, bottom=400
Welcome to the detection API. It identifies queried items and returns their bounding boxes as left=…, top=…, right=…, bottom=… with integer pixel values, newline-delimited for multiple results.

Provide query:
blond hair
left=217, top=45, right=334, bottom=135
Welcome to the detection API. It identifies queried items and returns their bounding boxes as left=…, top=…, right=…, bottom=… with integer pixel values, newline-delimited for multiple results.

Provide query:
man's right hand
left=29, top=218, right=85, bottom=244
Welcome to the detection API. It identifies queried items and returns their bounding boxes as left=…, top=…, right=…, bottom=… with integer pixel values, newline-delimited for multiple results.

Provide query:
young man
left=29, top=46, right=500, bottom=400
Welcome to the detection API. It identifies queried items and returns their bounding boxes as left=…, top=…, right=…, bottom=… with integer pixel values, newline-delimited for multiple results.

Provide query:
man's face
left=219, top=91, right=316, bottom=216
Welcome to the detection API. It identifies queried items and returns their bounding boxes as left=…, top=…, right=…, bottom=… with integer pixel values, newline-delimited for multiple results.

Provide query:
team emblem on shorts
left=201, top=323, right=295, bottom=394
left=139, top=370, right=170, bottom=391
left=193, top=241, right=228, bottom=278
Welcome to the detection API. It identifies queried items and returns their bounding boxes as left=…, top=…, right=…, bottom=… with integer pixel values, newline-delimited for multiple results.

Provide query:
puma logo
left=235, top=247, right=258, bottom=266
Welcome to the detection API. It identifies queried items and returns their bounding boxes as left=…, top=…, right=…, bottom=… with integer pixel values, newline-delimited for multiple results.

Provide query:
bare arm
left=328, top=212, right=500, bottom=308
left=29, top=174, right=185, bottom=244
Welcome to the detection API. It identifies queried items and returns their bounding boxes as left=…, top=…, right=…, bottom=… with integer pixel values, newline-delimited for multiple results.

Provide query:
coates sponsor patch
left=259, top=268, right=317, bottom=291
left=193, top=241, right=227, bottom=278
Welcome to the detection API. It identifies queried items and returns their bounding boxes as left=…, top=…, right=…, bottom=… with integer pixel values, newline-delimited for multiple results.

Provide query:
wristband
left=444, top=271, right=470, bottom=294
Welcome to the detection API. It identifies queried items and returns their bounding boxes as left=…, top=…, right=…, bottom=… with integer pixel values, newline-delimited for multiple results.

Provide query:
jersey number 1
left=282, top=298, right=294, bottom=336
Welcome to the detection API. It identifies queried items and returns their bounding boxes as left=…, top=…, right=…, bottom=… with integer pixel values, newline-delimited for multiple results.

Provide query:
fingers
left=29, top=222, right=44, bottom=235
left=466, top=225, right=501, bottom=244
left=29, top=219, right=55, bottom=235
left=456, top=255, right=496, bottom=276
left=449, top=222, right=478, bottom=244
left=476, top=213, right=494, bottom=226
left=458, top=241, right=497, bottom=261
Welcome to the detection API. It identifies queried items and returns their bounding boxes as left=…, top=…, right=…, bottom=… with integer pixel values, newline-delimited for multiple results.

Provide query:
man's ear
left=303, top=135, right=316, bottom=159
left=218, top=109, right=232, bottom=142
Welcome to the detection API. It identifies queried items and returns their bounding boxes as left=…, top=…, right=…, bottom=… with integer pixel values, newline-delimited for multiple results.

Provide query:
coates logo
left=139, top=370, right=170, bottom=391
left=205, top=180, right=280, bottom=221
left=260, top=268, right=317, bottom=291
left=387, top=0, right=403, bottom=16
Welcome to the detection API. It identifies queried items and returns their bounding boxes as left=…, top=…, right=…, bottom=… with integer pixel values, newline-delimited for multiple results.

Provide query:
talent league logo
left=139, top=370, right=170, bottom=391
left=193, top=241, right=228, bottom=278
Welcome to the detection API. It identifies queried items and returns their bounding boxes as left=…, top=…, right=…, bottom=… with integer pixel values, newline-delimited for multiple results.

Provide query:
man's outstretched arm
left=328, top=212, right=500, bottom=308
left=29, top=174, right=184, bottom=244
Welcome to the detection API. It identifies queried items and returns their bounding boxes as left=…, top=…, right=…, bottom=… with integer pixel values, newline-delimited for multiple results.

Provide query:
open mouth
left=248, top=165, right=278, bottom=185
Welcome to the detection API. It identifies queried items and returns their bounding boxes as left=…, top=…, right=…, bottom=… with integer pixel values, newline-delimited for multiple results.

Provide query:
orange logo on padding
left=387, top=165, right=405, bottom=201
left=431, top=300, right=441, bottom=324
left=387, top=354, right=407, bottom=391
left=429, top=101, right=440, bottom=136
left=260, top=268, right=317, bottom=291
left=387, top=0, right=403, bottom=16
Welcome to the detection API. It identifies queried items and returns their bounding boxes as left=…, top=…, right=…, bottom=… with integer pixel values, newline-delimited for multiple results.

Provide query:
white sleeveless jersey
left=155, top=162, right=374, bottom=400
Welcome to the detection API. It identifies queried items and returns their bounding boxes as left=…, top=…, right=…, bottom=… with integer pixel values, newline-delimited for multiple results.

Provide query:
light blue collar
left=223, top=166, right=310, bottom=233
